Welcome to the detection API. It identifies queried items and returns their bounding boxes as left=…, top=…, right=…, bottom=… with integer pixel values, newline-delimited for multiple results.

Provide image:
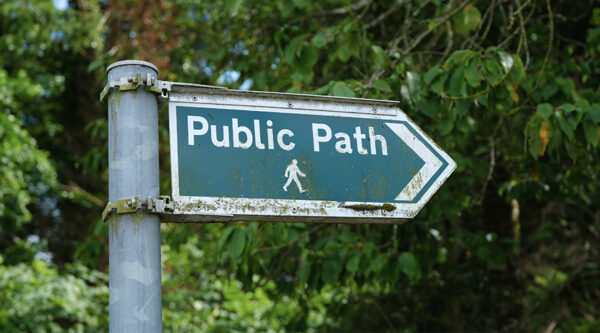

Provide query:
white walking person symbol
left=283, top=159, right=307, bottom=193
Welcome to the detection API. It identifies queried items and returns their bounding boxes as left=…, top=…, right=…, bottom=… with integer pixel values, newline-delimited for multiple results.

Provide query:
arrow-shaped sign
left=385, top=123, right=443, bottom=201
left=167, top=85, right=455, bottom=223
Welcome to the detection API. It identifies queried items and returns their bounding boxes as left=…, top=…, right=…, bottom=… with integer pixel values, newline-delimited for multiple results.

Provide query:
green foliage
left=172, top=0, right=600, bottom=331
left=0, top=257, right=108, bottom=332
left=0, top=113, right=56, bottom=230
left=0, top=0, right=105, bottom=264
left=161, top=230, right=334, bottom=331
left=2, top=0, right=600, bottom=331
left=453, top=4, right=482, bottom=35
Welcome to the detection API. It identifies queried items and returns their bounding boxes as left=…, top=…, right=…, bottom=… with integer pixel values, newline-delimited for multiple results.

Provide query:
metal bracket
left=99, top=74, right=167, bottom=102
left=157, top=80, right=172, bottom=99
left=102, top=195, right=174, bottom=222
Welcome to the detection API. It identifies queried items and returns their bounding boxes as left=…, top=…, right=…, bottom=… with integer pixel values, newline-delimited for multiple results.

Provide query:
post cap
left=107, top=60, right=158, bottom=73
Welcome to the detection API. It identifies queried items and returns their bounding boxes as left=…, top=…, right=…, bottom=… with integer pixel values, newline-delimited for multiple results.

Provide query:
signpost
left=105, top=61, right=162, bottom=332
left=166, top=85, right=456, bottom=223
left=103, top=60, right=456, bottom=332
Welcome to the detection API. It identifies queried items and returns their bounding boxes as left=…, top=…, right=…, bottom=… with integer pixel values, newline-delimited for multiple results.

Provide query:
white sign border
left=168, top=89, right=456, bottom=221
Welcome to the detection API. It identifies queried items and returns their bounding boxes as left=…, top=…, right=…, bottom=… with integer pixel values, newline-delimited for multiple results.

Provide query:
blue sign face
left=173, top=105, right=449, bottom=204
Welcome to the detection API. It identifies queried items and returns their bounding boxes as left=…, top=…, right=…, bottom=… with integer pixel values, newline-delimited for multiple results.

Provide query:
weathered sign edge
left=167, top=89, right=456, bottom=222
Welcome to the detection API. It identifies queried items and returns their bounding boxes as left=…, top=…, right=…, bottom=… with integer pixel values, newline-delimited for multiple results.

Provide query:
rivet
left=372, top=107, right=378, bottom=113
left=192, top=96, right=198, bottom=101
left=288, top=102, right=293, bottom=108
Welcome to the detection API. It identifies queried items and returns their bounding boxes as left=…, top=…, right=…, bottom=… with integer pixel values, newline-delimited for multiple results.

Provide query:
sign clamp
left=102, top=195, right=174, bottom=222
left=99, top=73, right=162, bottom=102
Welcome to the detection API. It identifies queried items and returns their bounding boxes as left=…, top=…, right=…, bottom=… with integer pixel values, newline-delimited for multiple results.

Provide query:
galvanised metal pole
left=106, top=60, right=161, bottom=332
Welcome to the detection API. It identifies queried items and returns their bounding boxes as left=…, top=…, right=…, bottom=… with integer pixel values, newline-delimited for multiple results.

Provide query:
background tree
left=1, top=0, right=599, bottom=331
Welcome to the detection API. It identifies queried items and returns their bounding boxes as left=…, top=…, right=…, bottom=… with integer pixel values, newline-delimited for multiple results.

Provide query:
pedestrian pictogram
left=283, top=159, right=307, bottom=193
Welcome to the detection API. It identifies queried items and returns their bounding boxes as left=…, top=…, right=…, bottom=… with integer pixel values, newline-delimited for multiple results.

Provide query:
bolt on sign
left=166, top=84, right=455, bottom=223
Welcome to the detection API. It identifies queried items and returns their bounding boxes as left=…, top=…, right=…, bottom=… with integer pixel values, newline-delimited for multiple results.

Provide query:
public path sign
left=167, top=84, right=455, bottom=223
left=104, top=60, right=454, bottom=333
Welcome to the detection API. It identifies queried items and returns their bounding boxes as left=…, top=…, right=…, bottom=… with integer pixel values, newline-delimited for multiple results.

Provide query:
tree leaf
left=424, top=65, right=443, bottom=84
left=555, top=112, right=575, bottom=141
left=86, top=60, right=102, bottom=73
left=346, top=254, right=361, bottom=274
left=420, top=100, right=439, bottom=118
left=397, top=252, right=421, bottom=281
left=508, top=56, right=525, bottom=82
left=539, top=120, right=552, bottom=156
left=564, top=140, right=581, bottom=162
left=558, top=103, right=577, bottom=113
left=280, top=1, right=294, bottom=17
left=228, top=228, right=246, bottom=260
left=536, top=103, right=553, bottom=120
left=401, top=71, right=422, bottom=105
left=484, top=57, right=503, bottom=83
left=367, top=254, right=386, bottom=275
left=542, top=84, right=559, bottom=99
left=498, top=51, right=514, bottom=72
left=331, top=82, right=355, bottom=97
left=311, top=31, right=327, bottom=48
left=336, top=43, right=351, bottom=62
left=506, top=82, right=519, bottom=103
left=299, top=45, right=318, bottom=71
left=524, top=115, right=549, bottom=158
left=284, top=36, right=303, bottom=65
left=292, top=0, right=309, bottom=10
left=444, top=50, right=476, bottom=69
left=583, top=119, right=599, bottom=147
left=373, top=79, right=391, bottom=92
left=449, top=68, right=465, bottom=96
left=455, top=99, right=471, bottom=115
left=228, top=0, right=243, bottom=17
left=431, top=72, right=448, bottom=94
left=322, top=258, right=341, bottom=284
left=218, top=227, right=234, bottom=251
left=438, top=119, right=454, bottom=135
left=453, top=5, right=481, bottom=35
left=298, top=262, right=311, bottom=284
left=590, top=104, right=600, bottom=124
left=371, top=45, right=388, bottom=68
left=465, top=58, right=483, bottom=87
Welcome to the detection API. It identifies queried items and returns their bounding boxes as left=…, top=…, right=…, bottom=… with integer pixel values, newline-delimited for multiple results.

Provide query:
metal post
left=107, top=60, right=162, bottom=332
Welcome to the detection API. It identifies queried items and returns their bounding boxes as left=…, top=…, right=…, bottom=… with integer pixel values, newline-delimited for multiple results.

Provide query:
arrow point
left=386, top=122, right=444, bottom=202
